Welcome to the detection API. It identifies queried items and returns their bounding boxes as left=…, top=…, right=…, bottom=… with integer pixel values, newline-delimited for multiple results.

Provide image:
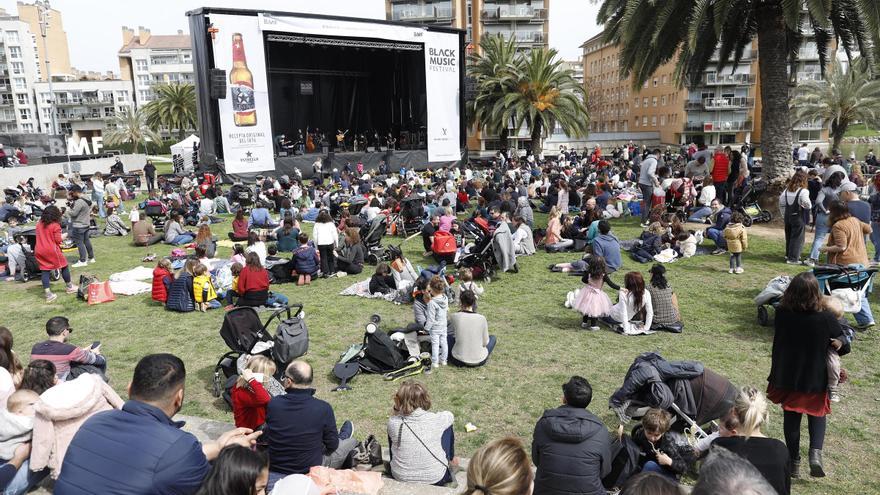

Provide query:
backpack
left=431, top=230, right=457, bottom=255
left=272, top=316, right=309, bottom=366
left=359, top=330, right=408, bottom=373
left=77, top=274, right=99, bottom=300
left=602, top=433, right=642, bottom=489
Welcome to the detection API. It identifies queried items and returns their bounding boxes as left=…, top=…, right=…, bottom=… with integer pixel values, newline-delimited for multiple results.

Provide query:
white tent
left=169, top=134, right=200, bottom=172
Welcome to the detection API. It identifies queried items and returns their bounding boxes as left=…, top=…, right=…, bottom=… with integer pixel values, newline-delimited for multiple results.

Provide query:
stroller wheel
left=50, top=269, right=61, bottom=281
left=760, top=211, right=772, bottom=223
left=757, top=305, right=769, bottom=326
left=742, top=215, right=753, bottom=227
left=366, top=253, right=378, bottom=265
left=211, top=372, right=222, bottom=397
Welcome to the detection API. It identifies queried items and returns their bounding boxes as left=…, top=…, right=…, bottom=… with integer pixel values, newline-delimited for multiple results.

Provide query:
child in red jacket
left=230, top=355, right=276, bottom=430
left=151, top=259, right=174, bottom=304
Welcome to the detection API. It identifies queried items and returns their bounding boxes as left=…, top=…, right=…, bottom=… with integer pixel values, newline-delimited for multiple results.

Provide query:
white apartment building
left=32, top=78, right=134, bottom=142
left=0, top=8, right=41, bottom=134
left=118, top=26, right=193, bottom=109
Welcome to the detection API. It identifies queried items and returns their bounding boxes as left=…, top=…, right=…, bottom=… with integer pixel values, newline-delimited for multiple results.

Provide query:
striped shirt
left=30, top=340, right=105, bottom=380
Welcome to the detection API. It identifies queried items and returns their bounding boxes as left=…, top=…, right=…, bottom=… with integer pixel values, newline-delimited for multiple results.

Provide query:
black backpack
left=602, top=433, right=642, bottom=489
left=358, top=330, right=408, bottom=373
left=272, top=316, right=309, bottom=367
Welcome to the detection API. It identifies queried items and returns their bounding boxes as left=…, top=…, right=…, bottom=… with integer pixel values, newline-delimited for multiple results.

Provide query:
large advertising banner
left=257, top=13, right=461, bottom=162
left=211, top=14, right=275, bottom=174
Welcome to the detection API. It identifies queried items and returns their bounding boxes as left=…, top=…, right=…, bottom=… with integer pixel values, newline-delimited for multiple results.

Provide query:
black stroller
left=18, top=228, right=60, bottom=282
left=142, top=201, right=168, bottom=231
left=394, top=195, right=425, bottom=236
left=360, top=214, right=388, bottom=264
left=734, top=177, right=772, bottom=226
left=211, top=305, right=303, bottom=405
left=229, top=183, right=255, bottom=213
left=456, top=219, right=497, bottom=281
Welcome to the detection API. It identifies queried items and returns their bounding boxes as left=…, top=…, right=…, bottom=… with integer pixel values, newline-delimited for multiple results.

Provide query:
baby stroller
left=756, top=265, right=877, bottom=326
left=18, top=228, right=60, bottom=282
left=142, top=200, right=168, bottom=231
left=609, top=352, right=737, bottom=440
left=457, top=220, right=497, bottom=281
left=229, top=183, right=255, bottom=213
left=360, top=214, right=388, bottom=264
left=665, top=177, right=696, bottom=222
left=734, top=178, right=771, bottom=226
left=211, top=304, right=304, bottom=405
left=394, top=195, right=425, bottom=236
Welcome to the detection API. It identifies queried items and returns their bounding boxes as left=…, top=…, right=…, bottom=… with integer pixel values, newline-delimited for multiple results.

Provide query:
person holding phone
left=29, top=316, right=106, bottom=382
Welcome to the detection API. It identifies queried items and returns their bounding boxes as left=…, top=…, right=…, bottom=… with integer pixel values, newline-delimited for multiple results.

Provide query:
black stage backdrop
left=266, top=37, right=427, bottom=140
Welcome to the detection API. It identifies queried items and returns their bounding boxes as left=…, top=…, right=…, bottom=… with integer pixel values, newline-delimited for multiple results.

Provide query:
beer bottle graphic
left=230, top=33, right=256, bottom=127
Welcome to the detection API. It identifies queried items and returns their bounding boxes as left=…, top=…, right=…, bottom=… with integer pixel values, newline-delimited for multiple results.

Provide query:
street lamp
left=34, top=0, right=57, bottom=137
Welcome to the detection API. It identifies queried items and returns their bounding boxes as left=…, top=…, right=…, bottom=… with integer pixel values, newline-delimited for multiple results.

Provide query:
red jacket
left=230, top=379, right=271, bottom=429
left=232, top=218, right=248, bottom=238
left=35, top=222, right=67, bottom=270
left=238, top=266, right=269, bottom=294
left=151, top=267, right=174, bottom=303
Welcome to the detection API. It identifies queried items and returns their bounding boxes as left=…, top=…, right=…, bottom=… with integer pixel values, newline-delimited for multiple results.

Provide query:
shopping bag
left=87, top=281, right=116, bottom=305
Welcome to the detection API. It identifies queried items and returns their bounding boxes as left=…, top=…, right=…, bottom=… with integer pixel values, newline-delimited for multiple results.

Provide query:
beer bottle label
left=231, top=85, right=255, bottom=112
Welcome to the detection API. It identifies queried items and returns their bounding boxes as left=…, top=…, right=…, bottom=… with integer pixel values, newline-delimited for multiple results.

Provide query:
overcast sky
left=0, top=0, right=601, bottom=73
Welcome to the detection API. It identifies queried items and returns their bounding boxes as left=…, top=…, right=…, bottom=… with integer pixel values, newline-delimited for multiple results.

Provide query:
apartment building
left=0, top=8, right=41, bottom=135
left=118, top=26, right=193, bottom=108
left=561, top=60, right=583, bottom=84
left=32, top=77, right=134, bottom=142
left=387, top=0, right=550, bottom=154
left=16, top=1, right=71, bottom=81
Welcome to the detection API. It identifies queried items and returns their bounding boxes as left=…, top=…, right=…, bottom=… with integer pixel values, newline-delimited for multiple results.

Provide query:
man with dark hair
left=54, top=353, right=260, bottom=494
left=692, top=447, right=778, bottom=495
left=265, top=360, right=356, bottom=490
left=421, top=214, right=440, bottom=257
left=592, top=220, right=622, bottom=273
left=30, top=316, right=106, bottom=381
left=532, top=376, right=612, bottom=495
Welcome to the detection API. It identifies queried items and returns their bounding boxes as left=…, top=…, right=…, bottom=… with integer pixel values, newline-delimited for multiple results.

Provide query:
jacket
left=54, top=400, right=210, bottom=495
left=424, top=294, right=449, bottom=334
left=828, top=216, right=871, bottom=266
left=192, top=274, right=217, bottom=303
left=0, top=409, right=32, bottom=460
left=133, top=221, right=157, bottom=245
left=591, top=233, right=622, bottom=272
left=103, top=214, right=127, bottom=236
left=165, top=272, right=195, bottom=312
left=387, top=409, right=454, bottom=484
left=722, top=223, right=748, bottom=253
left=67, top=197, right=92, bottom=229
left=231, top=379, right=272, bottom=430
left=532, top=405, right=612, bottom=495
left=769, top=309, right=844, bottom=393
left=516, top=197, right=534, bottom=227
left=35, top=222, right=67, bottom=271
left=151, top=267, right=173, bottom=303
left=631, top=425, right=693, bottom=476
left=275, top=227, right=300, bottom=252
left=337, top=242, right=365, bottom=267
left=265, top=388, right=340, bottom=475
left=32, top=374, right=124, bottom=478
left=609, top=352, right=704, bottom=408
left=293, top=245, right=320, bottom=275
left=492, top=222, right=517, bottom=272
left=231, top=218, right=249, bottom=238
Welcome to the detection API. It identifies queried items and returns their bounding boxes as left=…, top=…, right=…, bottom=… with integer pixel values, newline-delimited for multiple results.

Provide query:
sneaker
left=65, top=285, right=78, bottom=294
left=589, top=325, right=600, bottom=331
left=712, top=248, right=726, bottom=255
left=339, top=420, right=354, bottom=440
left=829, top=388, right=841, bottom=403
left=423, top=367, right=432, bottom=375
left=71, top=261, right=88, bottom=268
left=728, top=269, right=735, bottom=274
left=440, top=361, right=447, bottom=366
left=336, top=271, right=348, bottom=278
left=581, top=322, right=590, bottom=329
left=735, top=267, right=744, bottom=274
left=803, top=259, right=816, bottom=267
left=88, top=258, right=96, bottom=264
left=786, top=260, right=801, bottom=265
left=45, top=292, right=57, bottom=303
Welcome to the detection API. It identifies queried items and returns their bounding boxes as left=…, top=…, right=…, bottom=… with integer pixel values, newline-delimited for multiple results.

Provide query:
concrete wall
left=0, top=154, right=147, bottom=191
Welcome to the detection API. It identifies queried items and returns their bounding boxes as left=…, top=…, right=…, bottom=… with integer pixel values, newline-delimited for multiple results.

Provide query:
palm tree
left=792, top=57, right=880, bottom=151
left=496, top=47, right=589, bottom=157
left=103, top=108, right=163, bottom=155
left=597, top=0, right=880, bottom=182
left=143, top=83, right=197, bottom=139
left=467, top=34, right=520, bottom=149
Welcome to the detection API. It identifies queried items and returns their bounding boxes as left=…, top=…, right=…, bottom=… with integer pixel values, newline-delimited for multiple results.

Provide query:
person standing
left=65, top=185, right=96, bottom=268
left=779, top=170, right=811, bottom=265
left=638, top=149, right=660, bottom=226
left=34, top=206, right=76, bottom=303
left=797, top=143, right=810, bottom=168
left=821, top=200, right=874, bottom=328
left=710, top=147, right=730, bottom=205
left=143, top=160, right=156, bottom=195
left=90, top=172, right=106, bottom=218
left=312, top=210, right=338, bottom=278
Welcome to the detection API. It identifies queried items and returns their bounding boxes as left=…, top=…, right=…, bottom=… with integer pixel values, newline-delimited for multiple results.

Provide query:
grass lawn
left=3, top=201, right=879, bottom=493
left=843, top=123, right=878, bottom=138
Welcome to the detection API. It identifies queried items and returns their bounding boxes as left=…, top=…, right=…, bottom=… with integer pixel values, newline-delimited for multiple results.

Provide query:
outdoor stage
left=273, top=149, right=458, bottom=180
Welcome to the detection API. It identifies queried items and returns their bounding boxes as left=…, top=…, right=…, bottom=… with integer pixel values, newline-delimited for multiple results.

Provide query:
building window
left=642, top=116, right=648, bottom=126
left=138, top=89, right=153, bottom=102
left=642, top=97, right=648, bottom=107
left=135, top=59, right=148, bottom=71
left=39, top=92, right=50, bottom=103
left=10, top=62, right=23, bottom=75
left=19, top=108, right=30, bottom=120
left=21, top=123, right=32, bottom=133
left=1, top=94, right=12, bottom=105
left=661, top=95, right=667, bottom=106
left=634, top=118, right=639, bottom=128
left=652, top=96, right=657, bottom=107
left=795, top=130, right=821, bottom=141
left=117, top=91, right=128, bottom=102
left=104, top=107, right=115, bottom=117
left=182, top=52, right=192, bottom=63
left=653, top=78, right=658, bottom=87
left=15, top=93, right=28, bottom=105
left=662, top=74, right=667, bottom=85
left=651, top=116, right=657, bottom=127
left=8, top=47, right=21, bottom=59
left=137, top=75, right=150, bottom=87
left=5, top=31, right=18, bottom=44
left=41, top=108, right=51, bottom=119
left=12, top=78, right=26, bottom=90
left=634, top=98, right=639, bottom=108
left=660, top=115, right=666, bottom=125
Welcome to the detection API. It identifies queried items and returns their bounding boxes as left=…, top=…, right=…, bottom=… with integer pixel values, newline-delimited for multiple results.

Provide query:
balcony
left=435, top=6, right=453, bottom=19
left=702, top=96, right=755, bottom=110
left=709, top=49, right=758, bottom=62
left=484, top=6, right=546, bottom=23
left=796, top=71, right=824, bottom=82
left=393, top=6, right=438, bottom=22
left=684, top=101, right=703, bottom=111
left=700, top=120, right=753, bottom=132
left=511, top=31, right=545, bottom=45
left=794, top=120, right=824, bottom=130
left=704, top=73, right=756, bottom=85
left=798, top=49, right=820, bottom=60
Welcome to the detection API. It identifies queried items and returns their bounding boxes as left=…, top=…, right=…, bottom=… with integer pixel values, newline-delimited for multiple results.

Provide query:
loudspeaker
left=210, top=69, right=227, bottom=99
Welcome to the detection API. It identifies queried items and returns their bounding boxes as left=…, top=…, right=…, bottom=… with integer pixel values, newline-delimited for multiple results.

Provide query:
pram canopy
left=219, top=306, right=290, bottom=354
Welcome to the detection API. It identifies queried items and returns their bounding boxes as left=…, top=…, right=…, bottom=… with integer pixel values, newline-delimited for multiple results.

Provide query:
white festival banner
left=211, top=14, right=275, bottom=174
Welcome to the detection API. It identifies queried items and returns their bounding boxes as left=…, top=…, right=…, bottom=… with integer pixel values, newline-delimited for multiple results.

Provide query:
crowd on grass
left=0, top=142, right=874, bottom=494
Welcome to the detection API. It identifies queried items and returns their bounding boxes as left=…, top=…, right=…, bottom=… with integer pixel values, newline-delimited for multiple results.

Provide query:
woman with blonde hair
left=230, top=355, right=276, bottom=430
left=463, top=437, right=533, bottom=495
left=713, top=386, right=790, bottom=494
left=386, top=380, right=455, bottom=485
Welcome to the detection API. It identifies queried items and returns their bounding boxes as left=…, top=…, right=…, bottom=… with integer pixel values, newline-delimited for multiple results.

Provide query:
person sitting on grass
left=369, top=262, right=396, bottom=295
left=164, top=214, right=195, bottom=245
left=30, top=316, right=106, bottom=382
left=387, top=380, right=457, bottom=486
left=633, top=408, right=694, bottom=481
left=448, top=290, right=496, bottom=367
left=591, top=220, right=622, bottom=272
left=151, top=258, right=174, bottom=305
left=462, top=437, right=533, bottom=495
left=166, top=259, right=197, bottom=313
left=230, top=355, right=276, bottom=431
left=646, top=264, right=683, bottom=332
left=192, top=263, right=221, bottom=312
left=248, top=202, right=276, bottom=229
left=194, top=445, right=268, bottom=495
left=245, top=232, right=268, bottom=267
left=132, top=218, right=162, bottom=247
left=229, top=209, right=249, bottom=241
left=54, top=353, right=261, bottom=494
left=605, top=272, right=653, bottom=335
left=511, top=215, right=536, bottom=255
left=102, top=206, right=128, bottom=237
left=237, top=253, right=288, bottom=307
left=274, top=218, right=300, bottom=253
left=334, top=227, right=365, bottom=276
left=292, top=233, right=320, bottom=286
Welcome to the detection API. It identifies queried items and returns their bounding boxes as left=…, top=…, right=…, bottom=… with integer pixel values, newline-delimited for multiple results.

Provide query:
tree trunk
left=756, top=3, right=793, bottom=183
left=500, top=127, right=509, bottom=151
left=830, top=120, right=846, bottom=152
left=531, top=117, right=543, bottom=157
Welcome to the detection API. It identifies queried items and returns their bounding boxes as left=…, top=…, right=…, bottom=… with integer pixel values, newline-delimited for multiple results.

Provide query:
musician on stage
left=336, top=129, right=348, bottom=152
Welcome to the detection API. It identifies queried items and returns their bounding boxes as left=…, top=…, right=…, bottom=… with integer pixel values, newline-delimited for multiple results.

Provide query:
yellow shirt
left=193, top=274, right=217, bottom=303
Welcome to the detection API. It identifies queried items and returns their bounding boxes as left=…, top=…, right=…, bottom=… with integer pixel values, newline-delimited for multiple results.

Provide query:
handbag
left=830, top=288, right=861, bottom=313
left=87, top=281, right=115, bottom=305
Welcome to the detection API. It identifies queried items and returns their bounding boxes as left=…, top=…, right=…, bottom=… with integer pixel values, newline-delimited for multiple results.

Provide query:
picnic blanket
left=109, top=266, right=154, bottom=282
left=109, top=280, right=151, bottom=296
left=339, top=279, right=413, bottom=304
left=217, top=239, right=246, bottom=249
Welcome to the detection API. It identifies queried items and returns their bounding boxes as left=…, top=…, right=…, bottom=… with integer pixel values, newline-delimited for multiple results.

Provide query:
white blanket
left=109, top=266, right=154, bottom=282
left=340, top=279, right=400, bottom=303
left=109, top=280, right=151, bottom=296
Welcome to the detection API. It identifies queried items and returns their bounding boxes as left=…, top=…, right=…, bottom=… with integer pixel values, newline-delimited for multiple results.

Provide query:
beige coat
left=31, top=373, right=124, bottom=478
left=723, top=222, right=748, bottom=254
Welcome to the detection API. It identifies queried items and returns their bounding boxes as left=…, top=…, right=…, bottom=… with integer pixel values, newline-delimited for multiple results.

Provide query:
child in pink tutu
left=573, top=256, right=619, bottom=331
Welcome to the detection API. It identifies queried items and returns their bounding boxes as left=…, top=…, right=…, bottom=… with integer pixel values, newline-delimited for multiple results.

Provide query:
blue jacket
left=293, top=244, right=319, bottom=276
left=248, top=208, right=275, bottom=228
left=265, top=388, right=339, bottom=475
left=166, top=272, right=195, bottom=312
left=592, top=233, right=622, bottom=272
left=712, top=208, right=732, bottom=231
left=54, top=400, right=209, bottom=495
